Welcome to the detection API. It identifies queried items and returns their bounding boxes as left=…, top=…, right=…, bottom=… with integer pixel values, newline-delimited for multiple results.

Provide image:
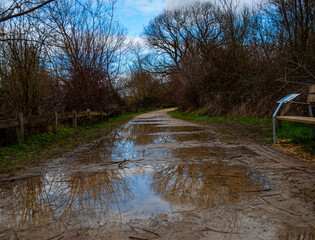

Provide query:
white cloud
left=165, top=0, right=198, bottom=9
left=121, top=0, right=165, bottom=15
left=125, top=35, right=146, bottom=48
left=164, top=0, right=258, bottom=10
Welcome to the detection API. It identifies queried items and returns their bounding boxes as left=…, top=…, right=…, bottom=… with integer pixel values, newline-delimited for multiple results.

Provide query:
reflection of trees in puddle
left=108, top=124, right=186, bottom=147
left=73, top=123, right=177, bottom=164
left=115, top=124, right=178, bottom=146
left=0, top=169, right=135, bottom=229
left=150, top=162, right=268, bottom=208
left=73, top=123, right=216, bottom=165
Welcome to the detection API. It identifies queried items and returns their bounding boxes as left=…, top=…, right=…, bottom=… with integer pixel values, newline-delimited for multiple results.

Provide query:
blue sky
left=116, top=0, right=165, bottom=37
left=115, top=0, right=259, bottom=37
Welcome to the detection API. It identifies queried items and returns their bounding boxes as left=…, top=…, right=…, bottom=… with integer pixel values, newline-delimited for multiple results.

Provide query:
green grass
left=169, top=110, right=314, bottom=155
left=168, top=110, right=269, bottom=124
left=276, top=121, right=315, bottom=154
left=0, top=110, right=152, bottom=170
left=276, top=121, right=314, bottom=143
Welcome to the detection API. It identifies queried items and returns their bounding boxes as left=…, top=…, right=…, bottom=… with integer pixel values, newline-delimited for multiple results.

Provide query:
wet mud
left=0, top=109, right=314, bottom=239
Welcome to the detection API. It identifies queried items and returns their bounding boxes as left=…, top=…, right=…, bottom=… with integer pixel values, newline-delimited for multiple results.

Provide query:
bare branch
left=0, top=0, right=54, bottom=23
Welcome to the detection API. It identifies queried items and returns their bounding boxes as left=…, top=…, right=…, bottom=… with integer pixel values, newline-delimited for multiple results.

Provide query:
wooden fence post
left=87, top=109, right=91, bottom=118
left=52, top=111, right=58, bottom=133
left=86, top=109, right=92, bottom=125
left=72, top=110, right=77, bottom=128
left=87, top=109, right=91, bottom=124
left=16, top=113, right=24, bottom=143
left=100, top=108, right=103, bottom=122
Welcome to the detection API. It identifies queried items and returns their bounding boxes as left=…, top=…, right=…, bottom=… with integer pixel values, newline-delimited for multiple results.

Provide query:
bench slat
left=307, top=94, right=315, bottom=103
left=309, top=85, right=315, bottom=94
left=276, top=116, right=315, bottom=124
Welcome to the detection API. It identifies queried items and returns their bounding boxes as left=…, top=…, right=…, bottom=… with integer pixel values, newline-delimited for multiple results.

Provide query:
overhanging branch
left=0, top=0, right=54, bottom=23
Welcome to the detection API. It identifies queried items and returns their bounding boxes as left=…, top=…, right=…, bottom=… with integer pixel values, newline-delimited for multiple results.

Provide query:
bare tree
left=143, top=0, right=313, bottom=116
left=46, top=0, right=126, bottom=111
left=124, top=44, right=167, bottom=108
left=0, top=17, right=51, bottom=117
left=0, top=0, right=54, bottom=23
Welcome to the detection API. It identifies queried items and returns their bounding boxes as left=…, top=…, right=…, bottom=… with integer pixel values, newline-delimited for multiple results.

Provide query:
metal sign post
left=273, top=94, right=300, bottom=144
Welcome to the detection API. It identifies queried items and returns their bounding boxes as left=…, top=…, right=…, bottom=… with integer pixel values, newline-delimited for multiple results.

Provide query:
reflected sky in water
left=0, top=115, right=270, bottom=230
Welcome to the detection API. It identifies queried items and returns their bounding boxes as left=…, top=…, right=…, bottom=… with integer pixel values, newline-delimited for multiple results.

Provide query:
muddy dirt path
left=0, top=109, right=314, bottom=239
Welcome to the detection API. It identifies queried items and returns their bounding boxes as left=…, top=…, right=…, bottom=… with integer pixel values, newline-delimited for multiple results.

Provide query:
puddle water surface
left=0, top=114, right=270, bottom=231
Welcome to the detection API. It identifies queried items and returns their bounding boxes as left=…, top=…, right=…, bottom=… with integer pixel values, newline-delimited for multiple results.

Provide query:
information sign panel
left=277, top=94, right=300, bottom=103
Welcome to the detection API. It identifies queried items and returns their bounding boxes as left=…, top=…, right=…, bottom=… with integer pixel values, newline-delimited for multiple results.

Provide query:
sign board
left=277, top=94, right=300, bottom=103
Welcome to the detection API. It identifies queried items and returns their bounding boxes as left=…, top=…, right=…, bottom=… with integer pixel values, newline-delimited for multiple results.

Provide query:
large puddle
left=0, top=113, right=270, bottom=230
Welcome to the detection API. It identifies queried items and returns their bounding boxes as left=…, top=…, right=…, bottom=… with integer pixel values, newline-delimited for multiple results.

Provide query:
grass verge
left=274, top=121, right=315, bottom=155
left=168, top=110, right=314, bottom=156
left=168, top=110, right=269, bottom=124
left=0, top=110, right=150, bottom=173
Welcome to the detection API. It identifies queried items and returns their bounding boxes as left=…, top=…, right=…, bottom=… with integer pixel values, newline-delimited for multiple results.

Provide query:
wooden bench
left=272, top=85, right=315, bottom=143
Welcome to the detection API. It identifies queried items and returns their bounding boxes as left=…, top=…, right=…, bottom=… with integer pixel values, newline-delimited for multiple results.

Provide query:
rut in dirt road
left=0, top=109, right=314, bottom=240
